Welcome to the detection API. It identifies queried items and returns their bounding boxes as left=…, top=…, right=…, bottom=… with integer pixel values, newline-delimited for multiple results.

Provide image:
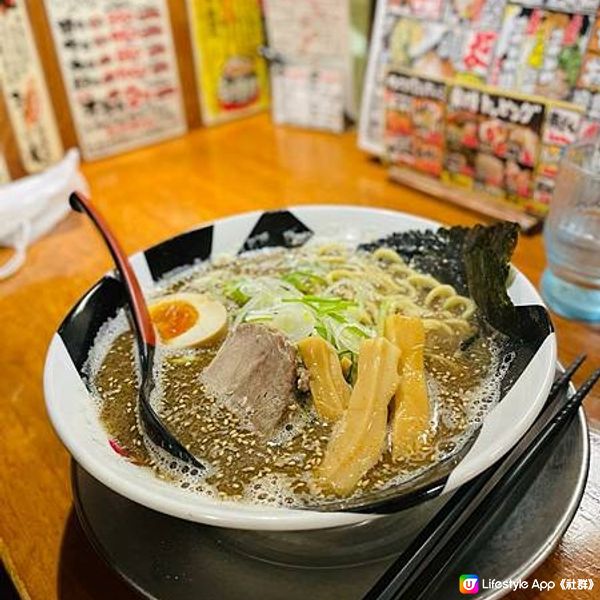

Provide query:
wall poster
left=44, top=0, right=186, bottom=160
left=186, top=0, right=269, bottom=125
left=263, top=0, right=352, bottom=130
left=0, top=0, right=63, bottom=172
left=271, top=65, right=345, bottom=133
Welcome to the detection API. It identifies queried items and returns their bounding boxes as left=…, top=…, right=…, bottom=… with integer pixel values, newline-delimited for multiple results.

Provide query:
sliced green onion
left=314, top=322, right=330, bottom=342
left=282, top=296, right=357, bottom=314
left=223, top=279, right=251, bottom=305
left=282, top=270, right=327, bottom=293
left=244, top=314, right=273, bottom=323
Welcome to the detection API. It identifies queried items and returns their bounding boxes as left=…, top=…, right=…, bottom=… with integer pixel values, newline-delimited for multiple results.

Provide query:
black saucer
left=72, top=410, right=588, bottom=600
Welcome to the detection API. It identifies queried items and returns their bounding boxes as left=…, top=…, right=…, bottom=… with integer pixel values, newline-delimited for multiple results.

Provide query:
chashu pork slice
left=200, top=323, right=297, bottom=437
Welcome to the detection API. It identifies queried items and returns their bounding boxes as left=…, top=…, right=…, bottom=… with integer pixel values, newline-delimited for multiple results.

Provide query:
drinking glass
left=542, top=140, right=600, bottom=323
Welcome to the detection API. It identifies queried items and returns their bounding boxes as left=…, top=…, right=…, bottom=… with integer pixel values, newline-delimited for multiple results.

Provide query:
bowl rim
left=44, top=205, right=556, bottom=530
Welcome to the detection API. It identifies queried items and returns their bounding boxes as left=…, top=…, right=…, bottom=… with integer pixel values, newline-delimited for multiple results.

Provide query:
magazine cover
left=361, top=0, right=600, bottom=217
left=532, top=102, right=583, bottom=210
left=385, top=71, right=446, bottom=176
left=489, top=6, right=592, bottom=101
left=443, top=84, right=545, bottom=205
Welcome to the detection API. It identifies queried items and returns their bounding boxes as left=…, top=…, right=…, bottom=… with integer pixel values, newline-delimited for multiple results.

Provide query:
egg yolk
left=150, top=301, right=199, bottom=341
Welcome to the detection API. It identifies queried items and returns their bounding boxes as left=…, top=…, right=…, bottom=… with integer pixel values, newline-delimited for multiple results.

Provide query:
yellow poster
left=187, top=0, right=269, bottom=125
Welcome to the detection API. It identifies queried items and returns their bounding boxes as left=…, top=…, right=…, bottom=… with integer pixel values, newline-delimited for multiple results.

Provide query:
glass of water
left=542, top=140, right=600, bottom=323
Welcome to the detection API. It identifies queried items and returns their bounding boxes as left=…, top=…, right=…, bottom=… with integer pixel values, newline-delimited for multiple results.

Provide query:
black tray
left=72, top=405, right=589, bottom=600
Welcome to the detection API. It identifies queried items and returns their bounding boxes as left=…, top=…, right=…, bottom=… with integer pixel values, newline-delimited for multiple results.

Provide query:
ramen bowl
left=44, top=206, right=556, bottom=531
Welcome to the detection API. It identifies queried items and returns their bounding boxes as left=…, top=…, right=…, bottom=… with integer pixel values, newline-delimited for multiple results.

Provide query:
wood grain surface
left=0, top=115, right=598, bottom=599
left=0, top=85, right=26, bottom=180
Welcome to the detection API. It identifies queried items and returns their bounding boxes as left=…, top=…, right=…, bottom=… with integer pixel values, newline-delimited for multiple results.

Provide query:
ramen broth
left=88, top=245, right=509, bottom=507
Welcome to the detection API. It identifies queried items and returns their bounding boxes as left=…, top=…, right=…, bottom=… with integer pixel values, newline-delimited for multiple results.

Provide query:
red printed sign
left=44, top=0, right=185, bottom=159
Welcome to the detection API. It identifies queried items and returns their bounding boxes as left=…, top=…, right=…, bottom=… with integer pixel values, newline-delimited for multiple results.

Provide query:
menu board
left=264, top=0, right=350, bottom=59
left=271, top=65, right=345, bottom=133
left=361, top=0, right=600, bottom=217
left=263, top=0, right=352, bottom=129
left=44, top=0, right=186, bottom=160
left=186, top=0, right=269, bottom=125
left=0, top=1, right=63, bottom=172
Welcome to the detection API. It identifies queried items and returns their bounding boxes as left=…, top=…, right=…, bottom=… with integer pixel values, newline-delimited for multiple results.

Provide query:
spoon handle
left=70, top=192, right=204, bottom=469
left=69, top=192, right=156, bottom=356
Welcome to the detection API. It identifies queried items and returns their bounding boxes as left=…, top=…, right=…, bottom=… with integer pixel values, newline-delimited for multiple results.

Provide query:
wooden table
left=1, top=115, right=598, bottom=599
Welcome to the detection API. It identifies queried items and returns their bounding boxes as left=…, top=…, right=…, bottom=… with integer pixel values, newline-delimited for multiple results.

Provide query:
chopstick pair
left=364, top=355, right=599, bottom=600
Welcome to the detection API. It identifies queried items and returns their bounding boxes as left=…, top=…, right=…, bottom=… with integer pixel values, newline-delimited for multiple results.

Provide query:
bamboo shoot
left=316, top=338, right=400, bottom=495
left=384, top=315, right=430, bottom=459
left=298, top=336, right=351, bottom=421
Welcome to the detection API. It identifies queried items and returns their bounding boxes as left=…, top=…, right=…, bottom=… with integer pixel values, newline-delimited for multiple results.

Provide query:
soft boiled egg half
left=148, top=293, right=228, bottom=348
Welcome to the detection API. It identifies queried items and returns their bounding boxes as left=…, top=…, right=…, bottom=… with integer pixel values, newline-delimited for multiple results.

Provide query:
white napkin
left=0, top=149, right=89, bottom=280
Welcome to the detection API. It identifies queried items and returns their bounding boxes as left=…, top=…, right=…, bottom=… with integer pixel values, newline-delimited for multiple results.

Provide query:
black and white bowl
left=44, top=206, right=556, bottom=530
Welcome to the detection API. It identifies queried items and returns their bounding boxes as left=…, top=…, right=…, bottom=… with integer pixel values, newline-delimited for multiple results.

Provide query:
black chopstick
left=409, top=366, right=600, bottom=600
left=547, top=354, right=586, bottom=400
left=364, top=358, right=596, bottom=600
